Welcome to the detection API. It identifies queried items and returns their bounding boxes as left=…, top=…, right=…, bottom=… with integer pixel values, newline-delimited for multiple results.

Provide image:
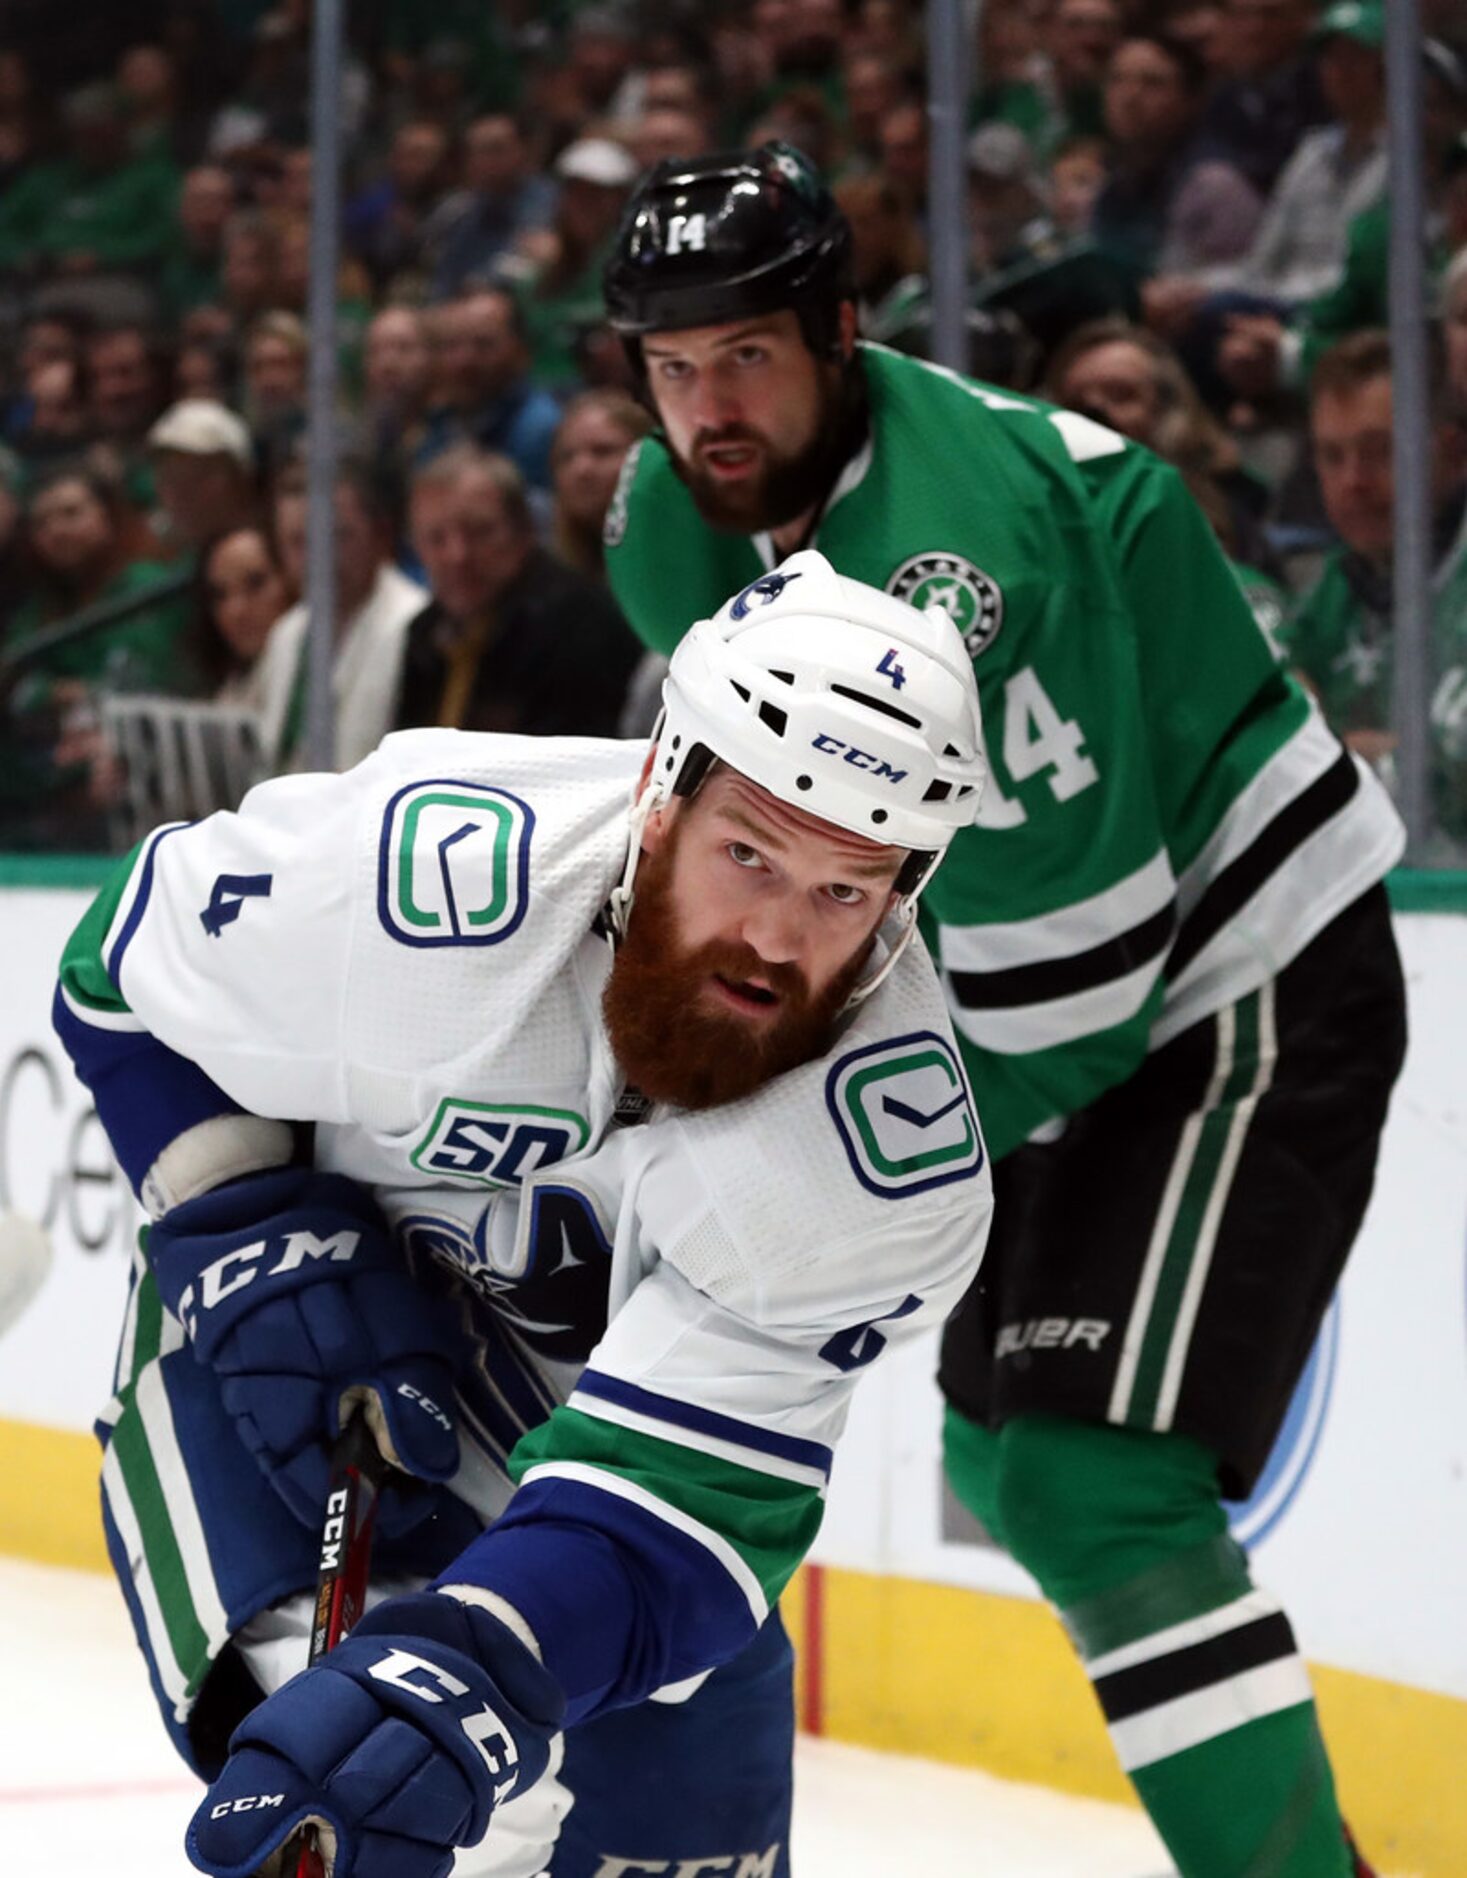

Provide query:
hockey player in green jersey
left=602, top=144, right=1408, bottom=1878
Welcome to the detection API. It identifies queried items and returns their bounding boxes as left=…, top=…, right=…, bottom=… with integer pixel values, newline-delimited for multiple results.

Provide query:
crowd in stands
left=2, top=0, right=1466, bottom=858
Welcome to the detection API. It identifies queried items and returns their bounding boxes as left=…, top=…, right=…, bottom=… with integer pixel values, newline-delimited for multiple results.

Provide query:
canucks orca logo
left=1225, top=1298, right=1339, bottom=1548
left=399, top=1205, right=493, bottom=1276
left=730, top=570, right=802, bottom=619
left=378, top=778, right=534, bottom=947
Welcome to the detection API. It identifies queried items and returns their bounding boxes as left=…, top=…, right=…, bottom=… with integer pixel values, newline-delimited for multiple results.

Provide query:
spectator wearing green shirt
left=7, top=467, right=187, bottom=690
left=85, top=322, right=168, bottom=512
left=159, top=165, right=235, bottom=321
left=0, top=81, right=179, bottom=282
left=1220, top=40, right=1467, bottom=401
left=115, top=44, right=186, bottom=165
left=840, top=51, right=908, bottom=171
left=1282, top=331, right=1467, bottom=845
left=2, top=465, right=193, bottom=850
left=1043, top=0, right=1124, bottom=146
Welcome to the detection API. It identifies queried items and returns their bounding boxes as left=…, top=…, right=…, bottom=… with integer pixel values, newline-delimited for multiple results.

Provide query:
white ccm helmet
left=611, top=549, right=987, bottom=1000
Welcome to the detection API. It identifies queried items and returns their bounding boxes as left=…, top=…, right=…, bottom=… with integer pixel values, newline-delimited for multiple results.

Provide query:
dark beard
left=666, top=357, right=867, bottom=536
left=603, top=831, right=867, bottom=1111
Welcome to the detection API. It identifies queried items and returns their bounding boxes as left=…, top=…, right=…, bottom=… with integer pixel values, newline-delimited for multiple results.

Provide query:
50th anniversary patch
left=378, top=778, right=534, bottom=946
left=827, top=1031, right=984, bottom=1197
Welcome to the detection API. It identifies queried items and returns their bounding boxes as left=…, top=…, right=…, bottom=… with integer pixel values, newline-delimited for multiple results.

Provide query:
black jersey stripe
left=1093, top=1611, right=1298, bottom=1724
left=947, top=901, right=1176, bottom=1011
left=1166, top=753, right=1360, bottom=984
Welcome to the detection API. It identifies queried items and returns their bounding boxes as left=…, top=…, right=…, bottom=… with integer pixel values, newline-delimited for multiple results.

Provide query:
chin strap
left=843, top=899, right=917, bottom=1009
left=843, top=840, right=946, bottom=1008
left=605, top=771, right=665, bottom=948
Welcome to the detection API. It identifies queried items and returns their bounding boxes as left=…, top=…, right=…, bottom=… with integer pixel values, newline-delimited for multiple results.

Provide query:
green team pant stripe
left=511, top=1405, right=822, bottom=1607
left=108, top=1385, right=210, bottom=1690
left=1115, top=991, right=1270, bottom=1430
left=100, top=1442, right=192, bottom=1718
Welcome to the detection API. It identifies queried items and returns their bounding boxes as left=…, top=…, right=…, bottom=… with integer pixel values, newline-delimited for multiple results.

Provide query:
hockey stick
left=285, top=1406, right=391, bottom=1878
left=0, top=1213, right=53, bottom=1340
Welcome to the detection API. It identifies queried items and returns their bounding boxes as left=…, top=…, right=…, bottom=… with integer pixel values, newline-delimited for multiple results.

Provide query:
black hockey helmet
left=603, top=142, right=854, bottom=360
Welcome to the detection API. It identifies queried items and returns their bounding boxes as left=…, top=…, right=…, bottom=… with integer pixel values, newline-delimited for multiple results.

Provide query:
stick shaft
left=290, top=1411, right=388, bottom=1878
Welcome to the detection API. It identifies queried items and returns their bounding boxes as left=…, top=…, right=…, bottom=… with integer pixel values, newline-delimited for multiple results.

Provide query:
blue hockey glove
left=150, top=1168, right=462, bottom=1533
left=185, top=1593, right=564, bottom=1878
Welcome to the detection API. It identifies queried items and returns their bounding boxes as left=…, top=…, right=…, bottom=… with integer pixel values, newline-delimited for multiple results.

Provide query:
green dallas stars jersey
left=607, top=343, right=1404, bottom=1159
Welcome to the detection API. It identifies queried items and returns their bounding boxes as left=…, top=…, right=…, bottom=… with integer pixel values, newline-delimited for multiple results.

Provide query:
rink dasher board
left=1, top=882, right=1466, bottom=1721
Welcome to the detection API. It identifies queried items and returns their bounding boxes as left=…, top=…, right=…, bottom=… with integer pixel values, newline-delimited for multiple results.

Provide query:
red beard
left=603, top=828, right=868, bottom=1111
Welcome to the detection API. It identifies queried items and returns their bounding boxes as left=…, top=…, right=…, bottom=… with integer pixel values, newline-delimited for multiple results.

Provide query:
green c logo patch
left=826, top=1031, right=983, bottom=1198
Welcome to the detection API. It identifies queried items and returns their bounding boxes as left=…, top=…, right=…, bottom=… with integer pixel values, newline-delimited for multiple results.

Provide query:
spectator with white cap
left=146, top=397, right=257, bottom=558
left=509, top=135, right=639, bottom=393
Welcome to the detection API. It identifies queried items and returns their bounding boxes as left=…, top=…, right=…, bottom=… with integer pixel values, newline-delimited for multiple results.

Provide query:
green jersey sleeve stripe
left=509, top=1405, right=825, bottom=1608
left=57, top=839, right=149, bottom=1016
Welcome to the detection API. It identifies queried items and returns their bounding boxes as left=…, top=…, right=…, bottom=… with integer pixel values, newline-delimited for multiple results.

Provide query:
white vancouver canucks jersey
left=58, top=728, right=992, bottom=1635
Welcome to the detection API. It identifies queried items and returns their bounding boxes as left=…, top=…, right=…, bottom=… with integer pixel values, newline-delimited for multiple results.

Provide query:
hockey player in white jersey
left=54, top=551, right=992, bottom=1878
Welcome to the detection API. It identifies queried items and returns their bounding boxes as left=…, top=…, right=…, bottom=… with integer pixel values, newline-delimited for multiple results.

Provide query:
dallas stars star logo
left=885, top=551, right=1004, bottom=657
left=1334, top=638, right=1386, bottom=689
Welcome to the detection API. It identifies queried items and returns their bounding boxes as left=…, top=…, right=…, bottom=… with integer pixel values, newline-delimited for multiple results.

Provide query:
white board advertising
left=0, top=889, right=139, bottom=1429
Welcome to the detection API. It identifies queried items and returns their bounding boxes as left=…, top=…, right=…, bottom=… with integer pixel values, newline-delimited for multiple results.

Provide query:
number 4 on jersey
left=978, top=665, right=1099, bottom=829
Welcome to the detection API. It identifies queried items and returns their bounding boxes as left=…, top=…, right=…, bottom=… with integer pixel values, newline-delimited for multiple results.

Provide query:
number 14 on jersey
left=977, top=665, right=1098, bottom=829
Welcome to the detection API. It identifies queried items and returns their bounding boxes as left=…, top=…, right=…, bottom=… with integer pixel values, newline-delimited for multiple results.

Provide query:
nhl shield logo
left=887, top=551, right=1004, bottom=658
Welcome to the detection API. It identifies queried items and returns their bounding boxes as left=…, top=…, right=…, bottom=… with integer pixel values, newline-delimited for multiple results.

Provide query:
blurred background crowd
left=1, top=0, right=1465, bottom=857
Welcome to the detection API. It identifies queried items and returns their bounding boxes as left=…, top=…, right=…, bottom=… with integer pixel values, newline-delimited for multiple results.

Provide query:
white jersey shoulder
left=630, top=935, right=991, bottom=1335
left=103, top=729, right=642, bottom=1128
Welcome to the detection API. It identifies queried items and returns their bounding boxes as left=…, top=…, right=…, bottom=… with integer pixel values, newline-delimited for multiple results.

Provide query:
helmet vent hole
left=671, top=735, right=681, bottom=750
left=871, top=809, right=888, bottom=825
left=758, top=700, right=788, bottom=736
left=956, top=784, right=974, bottom=798
left=770, top=669, right=795, bottom=685
left=923, top=780, right=952, bottom=803
left=944, top=742, right=962, bottom=758
left=796, top=774, right=813, bottom=791
left=731, top=681, right=751, bottom=703
left=831, top=683, right=921, bottom=729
